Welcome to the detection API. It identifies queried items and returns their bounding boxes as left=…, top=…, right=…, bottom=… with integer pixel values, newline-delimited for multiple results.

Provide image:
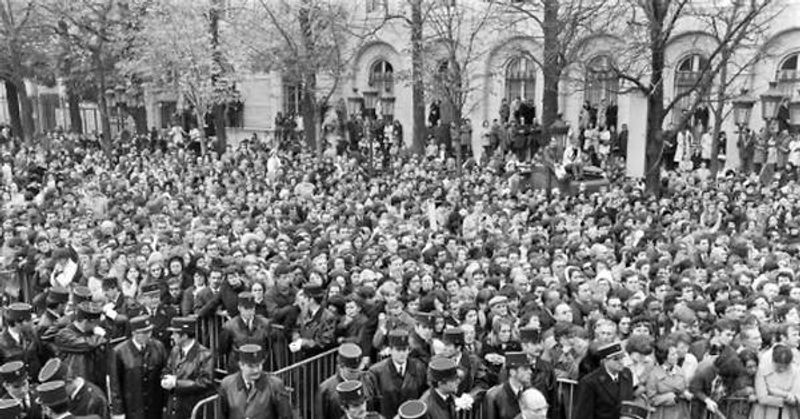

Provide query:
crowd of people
left=0, top=111, right=799, bottom=419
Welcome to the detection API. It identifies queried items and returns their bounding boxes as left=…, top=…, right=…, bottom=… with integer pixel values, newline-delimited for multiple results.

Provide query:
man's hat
left=337, top=343, right=362, bottom=369
left=428, top=357, right=458, bottom=382
left=0, top=399, right=21, bottom=418
left=620, top=401, right=652, bottom=419
left=413, top=311, right=436, bottom=328
left=488, top=295, right=509, bottom=308
left=166, top=316, right=196, bottom=334
left=76, top=301, right=103, bottom=319
left=140, top=282, right=161, bottom=297
left=101, top=277, right=118, bottom=290
left=301, top=284, right=324, bottom=299
left=237, top=292, right=255, bottom=308
left=387, top=329, right=409, bottom=349
left=398, top=400, right=427, bottom=419
left=4, top=303, right=31, bottom=322
left=335, top=380, right=366, bottom=406
left=36, top=380, right=69, bottom=407
left=47, top=286, right=70, bottom=305
left=0, top=362, right=25, bottom=385
left=597, top=342, right=625, bottom=359
left=130, top=315, right=154, bottom=334
left=519, top=327, right=542, bottom=343
left=505, top=352, right=529, bottom=369
left=442, top=327, right=464, bottom=347
left=38, top=358, right=67, bottom=383
left=72, top=285, right=93, bottom=304
left=238, top=344, right=265, bottom=365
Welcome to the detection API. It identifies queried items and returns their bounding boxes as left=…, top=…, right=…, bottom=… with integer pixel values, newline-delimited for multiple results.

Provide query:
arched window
left=777, top=53, right=799, bottom=82
left=505, top=56, right=536, bottom=103
left=673, top=53, right=709, bottom=124
left=584, top=55, right=619, bottom=107
left=369, top=60, right=394, bottom=93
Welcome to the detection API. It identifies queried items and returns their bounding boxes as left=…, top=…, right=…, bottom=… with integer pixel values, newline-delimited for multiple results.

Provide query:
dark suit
left=161, top=341, right=214, bottom=419
left=484, top=382, right=521, bottom=419
left=220, top=315, right=271, bottom=372
left=317, top=372, right=378, bottom=419
left=110, top=339, right=168, bottom=419
left=455, top=351, right=490, bottom=401
left=408, top=331, right=431, bottom=365
left=575, top=367, right=634, bottom=419
left=368, top=357, right=428, bottom=418
left=420, top=388, right=457, bottom=419
left=102, top=294, right=144, bottom=340
left=53, top=323, right=108, bottom=389
left=218, top=371, right=293, bottom=419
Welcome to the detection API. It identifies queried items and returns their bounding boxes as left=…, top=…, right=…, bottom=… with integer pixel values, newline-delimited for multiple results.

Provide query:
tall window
left=673, top=53, right=708, bottom=123
left=777, top=53, right=800, bottom=90
left=369, top=60, right=394, bottom=94
left=283, top=81, right=302, bottom=115
left=365, top=0, right=385, bottom=13
left=584, top=55, right=619, bottom=107
left=505, top=56, right=536, bottom=103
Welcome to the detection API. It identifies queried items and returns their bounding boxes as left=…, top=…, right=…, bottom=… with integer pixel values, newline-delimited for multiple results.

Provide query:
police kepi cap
left=519, top=327, right=542, bottom=343
left=4, top=303, right=31, bottom=322
left=337, top=343, right=362, bottom=369
left=428, top=357, right=458, bottom=382
left=621, top=401, right=652, bottom=419
left=238, top=344, right=265, bottom=365
left=0, top=398, right=21, bottom=418
left=442, top=327, right=464, bottom=347
left=166, top=316, right=196, bottom=333
left=38, top=358, right=67, bottom=383
left=71, top=285, right=92, bottom=303
left=335, top=380, right=366, bottom=405
left=505, top=352, right=529, bottom=369
left=237, top=292, right=256, bottom=308
left=130, top=315, right=154, bottom=334
left=36, top=380, right=69, bottom=407
left=387, top=329, right=409, bottom=349
left=598, top=341, right=625, bottom=359
left=398, top=400, right=427, bottom=419
left=0, top=362, right=25, bottom=385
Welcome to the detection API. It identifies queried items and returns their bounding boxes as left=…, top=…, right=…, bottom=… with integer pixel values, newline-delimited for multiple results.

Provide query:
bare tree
left=612, top=0, right=778, bottom=193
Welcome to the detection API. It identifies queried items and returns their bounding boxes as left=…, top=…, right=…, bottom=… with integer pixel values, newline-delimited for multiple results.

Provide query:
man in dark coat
left=0, top=361, right=42, bottom=418
left=100, top=277, right=143, bottom=341
left=519, top=327, right=556, bottom=406
left=575, top=342, right=634, bottom=419
left=160, top=316, right=214, bottom=419
left=138, top=282, right=178, bottom=351
left=0, top=303, right=46, bottom=381
left=420, top=357, right=460, bottom=419
left=36, top=380, right=103, bottom=419
left=484, top=352, right=531, bottom=419
left=408, top=312, right=434, bottom=365
left=263, top=264, right=299, bottom=329
left=317, top=343, right=377, bottom=419
left=110, top=315, right=168, bottom=419
left=292, top=284, right=337, bottom=358
left=38, top=357, right=108, bottom=419
left=335, top=380, right=384, bottom=419
left=219, top=292, right=271, bottom=372
left=368, top=329, right=428, bottom=418
left=218, top=344, right=293, bottom=419
left=52, top=301, right=109, bottom=389
left=441, top=327, right=490, bottom=404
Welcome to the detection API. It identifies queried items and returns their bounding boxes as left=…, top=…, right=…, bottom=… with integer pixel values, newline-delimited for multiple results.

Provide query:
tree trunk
left=213, top=104, right=227, bottom=154
left=209, top=0, right=227, bottom=155
left=541, top=0, right=560, bottom=132
left=195, top=108, right=207, bottom=155
left=17, top=82, right=35, bottom=145
left=96, top=74, right=112, bottom=159
left=644, top=1, right=667, bottom=196
left=410, top=0, right=426, bottom=153
left=710, top=49, right=731, bottom=176
left=125, top=106, right=147, bottom=134
left=4, top=80, right=23, bottom=141
left=67, top=89, right=82, bottom=134
left=301, top=75, right=317, bottom=152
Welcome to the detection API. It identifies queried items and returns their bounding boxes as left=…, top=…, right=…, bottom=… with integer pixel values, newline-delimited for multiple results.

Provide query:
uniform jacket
left=408, top=331, right=431, bottom=365
left=142, top=304, right=177, bottom=351
left=367, top=357, right=428, bottom=419
left=110, top=338, right=168, bottom=419
left=317, top=373, right=378, bottom=419
left=484, top=382, right=521, bottom=419
left=161, top=341, right=214, bottom=419
left=218, top=371, right=293, bottom=419
left=575, top=367, right=634, bottom=419
left=53, top=323, right=109, bottom=389
left=0, top=327, right=46, bottom=380
left=420, top=388, right=457, bottom=419
left=102, top=294, right=143, bottom=340
left=220, top=315, right=271, bottom=372
left=70, top=379, right=109, bottom=419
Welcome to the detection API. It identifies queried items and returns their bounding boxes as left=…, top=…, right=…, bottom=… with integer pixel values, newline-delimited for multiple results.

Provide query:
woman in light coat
left=647, top=338, right=691, bottom=419
left=751, top=344, right=800, bottom=419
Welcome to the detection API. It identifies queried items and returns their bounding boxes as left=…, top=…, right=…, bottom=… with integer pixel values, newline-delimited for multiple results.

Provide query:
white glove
left=111, top=415, right=126, bottom=419
left=460, top=394, right=474, bottom=409
left=103, top=303, right=118, bottom=320
left=288, top=340, right=302, bottom=353
left=93, top=326, right=107, bottom=337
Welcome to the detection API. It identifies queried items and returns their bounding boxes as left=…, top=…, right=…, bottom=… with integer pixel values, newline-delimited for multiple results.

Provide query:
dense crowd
left=0, top=117, right=799, bottom=419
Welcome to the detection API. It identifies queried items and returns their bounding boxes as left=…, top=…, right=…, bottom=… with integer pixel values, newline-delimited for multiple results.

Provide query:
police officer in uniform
left=0, top=361, right=36, bottom=416
left=220, top=292, right=271, bottom=373
left=0, top=303, right=46, bottom=380
left=100, top=277, right=143, bottom=341
left=419, top=357, right=460, bottom=419
left=218, top=344, right=293, bottom=419
left=318, top=343, right=376, bottom=419
left=484, top=352, right=531, bottom=419
left=110, top=314, right=168, bottom=419
left=52, top=301, right=109, bottom=389
left=335, top=380, right=383, bottom=419
left=367, top=329, right=427, bottom=419
left=396, top=400, right=427, bottom=419
left=575, top=342, right=634, bottom=419
left=35, top=380, right=102, bottom=419
left=160, top=316, right=213, bottom=419
left=137, top=283, right=177, bottom=351
left=408, top=312, right=434, bottom=365
left=38, top=357, right=108, bottom=418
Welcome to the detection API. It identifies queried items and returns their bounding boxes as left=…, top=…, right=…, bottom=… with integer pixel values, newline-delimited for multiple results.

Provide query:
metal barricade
left=455, top=403, right=486, bottom=419
left=266, top=324, right=298, bottom=372
left=196, top=313, right=226, bottom=375
left=191, top=394, right=220, bottom=419
left=713, top=397, right=753, bottom=419
left=273, top=347, right=339, bottom=419
left=556, top=378, right=578, bottom=419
